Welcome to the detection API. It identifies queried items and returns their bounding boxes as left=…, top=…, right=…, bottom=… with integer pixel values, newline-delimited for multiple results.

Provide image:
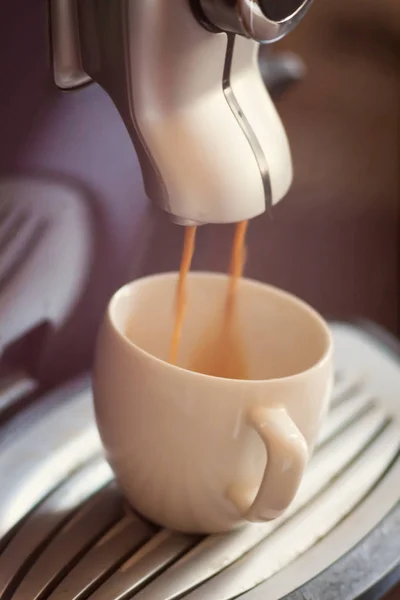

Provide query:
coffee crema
left=170, top=221, right=249, bottom=380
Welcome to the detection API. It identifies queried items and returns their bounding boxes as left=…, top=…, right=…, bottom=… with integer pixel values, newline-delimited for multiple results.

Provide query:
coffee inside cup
left=122, top=274, right=328, bottom=381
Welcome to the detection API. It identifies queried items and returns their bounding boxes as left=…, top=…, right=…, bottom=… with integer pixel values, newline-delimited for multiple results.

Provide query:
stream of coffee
left=170, top=222, right=249, bottom=380
left=169, top=225, right=197, bottom=365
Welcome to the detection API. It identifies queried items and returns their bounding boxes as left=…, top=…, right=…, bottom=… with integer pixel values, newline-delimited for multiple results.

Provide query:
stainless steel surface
left=316, top=387, right=373, bottom=443
left=0, top=369, right=36, bottom=415
left=0, top=324, right=399, bottom=599
left=199, top=0, right=313, bottom=42
left=46, top=515, right=156, bottom=600
left=89, top=531, right=199, bottom=600
left=12, top=484, right=125, bottom=600
left=50, top=0, right=91, bottom=89
left=0, top=375, right=102, bottom=541
left=0, top=457, right=112, bottom=597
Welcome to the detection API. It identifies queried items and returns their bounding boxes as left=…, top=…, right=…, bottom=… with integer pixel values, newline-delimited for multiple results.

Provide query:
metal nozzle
left=197, top=0, right=313, bottom=43
left=50, top=0, right=308, bottom=226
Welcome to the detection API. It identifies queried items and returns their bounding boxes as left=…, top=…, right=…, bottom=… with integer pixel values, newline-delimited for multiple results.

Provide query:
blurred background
left=0, top=0, right=399, bottom=387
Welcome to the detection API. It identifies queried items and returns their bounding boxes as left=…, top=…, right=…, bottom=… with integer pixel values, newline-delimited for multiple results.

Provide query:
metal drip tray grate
left=0, top=323, right=399, bottom=600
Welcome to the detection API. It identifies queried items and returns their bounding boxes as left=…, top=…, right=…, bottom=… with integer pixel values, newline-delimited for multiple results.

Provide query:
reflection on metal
left=0, top=377, right=102, bottom=541
left=50, top=0, right=92, bottom=90
left=198, top=0, right=313, bottom=42
left=0, top=458, right=112, bottom=597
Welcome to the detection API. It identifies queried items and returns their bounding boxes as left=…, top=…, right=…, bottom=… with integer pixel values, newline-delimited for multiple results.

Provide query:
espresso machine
left=0, top=1, right=399, bottom=599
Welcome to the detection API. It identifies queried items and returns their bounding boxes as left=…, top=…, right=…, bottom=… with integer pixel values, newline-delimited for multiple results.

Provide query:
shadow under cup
left=111, top=272, right=331, bottom=381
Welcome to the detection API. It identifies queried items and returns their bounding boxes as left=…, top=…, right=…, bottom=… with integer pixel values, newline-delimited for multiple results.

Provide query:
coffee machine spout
left=51, top=0, right=312, bottom=225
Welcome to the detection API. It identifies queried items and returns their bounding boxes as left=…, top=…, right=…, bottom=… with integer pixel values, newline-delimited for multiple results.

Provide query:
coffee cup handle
left=228, top=405, right=308, bottom=522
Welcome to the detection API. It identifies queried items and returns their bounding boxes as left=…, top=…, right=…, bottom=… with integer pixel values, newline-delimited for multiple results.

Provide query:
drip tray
left=0, top=322, right=399, bottom=600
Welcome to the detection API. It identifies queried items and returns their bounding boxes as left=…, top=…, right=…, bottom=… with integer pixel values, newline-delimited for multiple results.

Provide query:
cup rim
left=106, top=271, right=333, bottom=384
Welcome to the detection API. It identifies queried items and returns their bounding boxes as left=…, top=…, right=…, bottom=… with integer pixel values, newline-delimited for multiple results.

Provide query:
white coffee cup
left=93, top=272, right=333, bottom=534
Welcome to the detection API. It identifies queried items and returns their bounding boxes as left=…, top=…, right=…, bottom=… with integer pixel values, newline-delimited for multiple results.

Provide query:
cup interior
left=109, top=272, right=331, bottom=380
